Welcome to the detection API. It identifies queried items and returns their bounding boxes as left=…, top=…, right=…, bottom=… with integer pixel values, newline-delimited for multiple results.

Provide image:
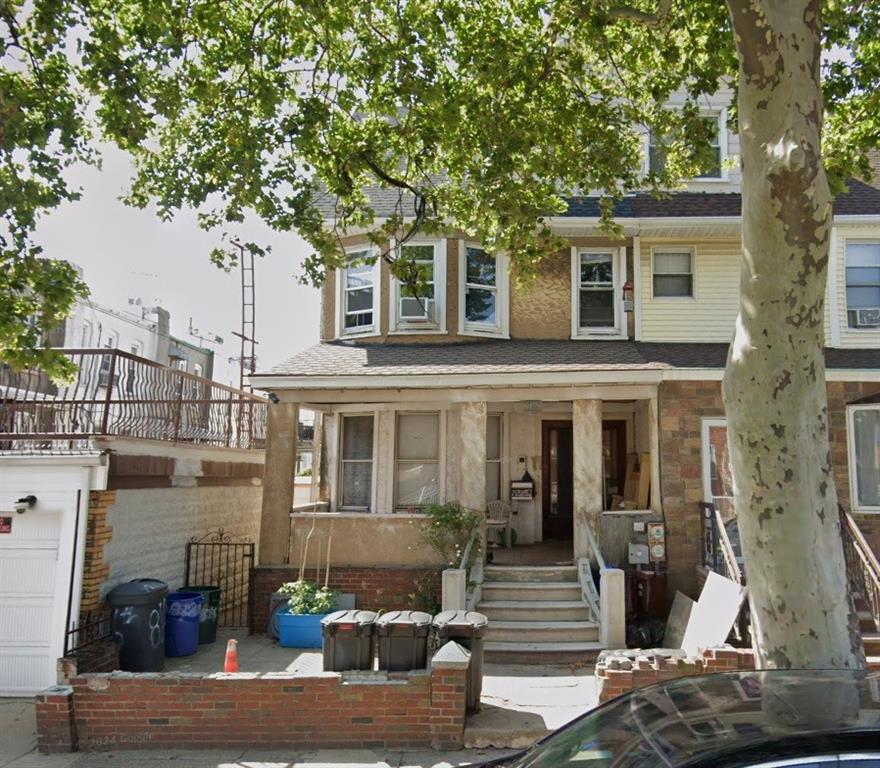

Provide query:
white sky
left=33, top=146, right=321, bottom=386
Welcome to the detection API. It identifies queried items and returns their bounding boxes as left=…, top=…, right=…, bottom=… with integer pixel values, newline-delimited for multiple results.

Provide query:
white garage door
left=0, top=510, right=63, bottom=696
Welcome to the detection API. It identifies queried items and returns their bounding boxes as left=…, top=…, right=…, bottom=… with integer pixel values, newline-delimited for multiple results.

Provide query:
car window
left=746, top=757, right=880, bottom=768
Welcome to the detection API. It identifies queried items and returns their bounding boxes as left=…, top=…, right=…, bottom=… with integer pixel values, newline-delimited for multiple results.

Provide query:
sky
left=33, top=146, right=321, bottom=387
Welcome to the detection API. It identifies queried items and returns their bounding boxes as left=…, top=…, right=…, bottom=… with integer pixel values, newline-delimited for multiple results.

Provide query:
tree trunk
left=723, top=0, right=863, bottom=669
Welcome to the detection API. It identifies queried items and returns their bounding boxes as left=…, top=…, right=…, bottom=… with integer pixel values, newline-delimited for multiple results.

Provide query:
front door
left=542, top=420, right=573, bottom=541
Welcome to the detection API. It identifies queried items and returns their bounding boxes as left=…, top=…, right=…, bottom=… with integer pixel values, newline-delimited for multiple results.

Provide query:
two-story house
left=250, top=103, right=880, bottom=659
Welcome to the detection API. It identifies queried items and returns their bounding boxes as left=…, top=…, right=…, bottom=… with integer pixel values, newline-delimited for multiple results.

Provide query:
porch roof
left=253, top=340, right=879, bottom=388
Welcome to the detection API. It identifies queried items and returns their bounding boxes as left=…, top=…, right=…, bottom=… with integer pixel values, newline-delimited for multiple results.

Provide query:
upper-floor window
left=460, top=244, right=508, bottom=337
left=395, top=412, right=441, bottom=510
left=652, top=248, right=695, bottom=298
left=648, top=112, right=725, bottom=180
left=339, top=248, right=379, bottom=336
left=848, top=405, right=880, bottom=511
left=845, top=241, right=880, bottom=329
left=98, top=331, right=118, bottom=388
left=193, top=363, right=203, bottom=378
left=572, top=248, right=624, bottom=336
left=340, top=414, right=374, bottom=511
left=390, top=241, right=446, bottom=333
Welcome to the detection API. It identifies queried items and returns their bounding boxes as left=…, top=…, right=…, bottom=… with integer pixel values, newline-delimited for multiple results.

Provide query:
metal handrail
left=461, top=518, right=484, bottom=611
left=715, top=507, right=743, bottom=585
left=577, top=509, right=604, bottom=622
left=841, top=509, right=880, bottom=633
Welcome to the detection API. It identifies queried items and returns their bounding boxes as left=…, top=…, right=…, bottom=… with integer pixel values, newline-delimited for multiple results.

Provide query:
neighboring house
left=250, top=97, right=880, bottom=659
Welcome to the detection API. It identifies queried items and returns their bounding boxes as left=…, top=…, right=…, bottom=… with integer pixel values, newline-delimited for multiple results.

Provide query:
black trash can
left=186, top=585, right=222, bottom=644
left=321, top=610, right=378, bottom=671
left=431, top=610, right=489, bottom=712
left=376, top=610, right=432, bottom=671
left=107, top=578, right=169, bottom=672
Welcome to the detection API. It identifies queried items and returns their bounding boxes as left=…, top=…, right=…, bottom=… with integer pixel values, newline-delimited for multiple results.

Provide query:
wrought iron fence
left=0, top=349, right=267, bottom=450
left=185, top=528, right=256, bottom=630
left=65, top=607, right=113, bottom=656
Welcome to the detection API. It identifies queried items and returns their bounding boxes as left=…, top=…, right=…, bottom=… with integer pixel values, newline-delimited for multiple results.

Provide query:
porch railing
left=578, top=517, right=604, bottom=622
left=577, top=509, right=625, bottom=647
left=699, top=501, right=743, bottom=585
left=0, top=349, right=268, bottom=450
left=841, top=509, right=880, bottom=634
left=462, top=520, right=484, bottom=610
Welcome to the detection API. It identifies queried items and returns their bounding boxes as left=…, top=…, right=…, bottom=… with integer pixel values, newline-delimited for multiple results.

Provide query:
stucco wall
left=100, top=485, right=262, bottom=595
left=289, top=513, right=446, bottom=568
left=509, top=250, right=571, bottom=339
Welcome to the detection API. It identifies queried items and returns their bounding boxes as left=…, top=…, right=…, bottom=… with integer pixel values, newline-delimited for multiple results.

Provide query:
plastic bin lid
left=376, top=610, right=432, bottom=627
left=321, top=609, right=378, bottom=626
left=107, top=578, right=169, bottom=605
left=431, top=610, right=489, bottom=629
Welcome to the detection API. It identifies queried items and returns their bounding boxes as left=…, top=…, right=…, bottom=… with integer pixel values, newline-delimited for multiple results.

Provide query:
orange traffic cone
left=224, top=638, right=239, bottom=673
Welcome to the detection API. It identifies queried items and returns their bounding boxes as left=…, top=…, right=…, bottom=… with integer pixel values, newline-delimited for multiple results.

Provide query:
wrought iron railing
left=841, top=509, right=880, bottom=634
left=0, top=349, right=268, bottom=450
left=65, top=607, right=113, bottom=656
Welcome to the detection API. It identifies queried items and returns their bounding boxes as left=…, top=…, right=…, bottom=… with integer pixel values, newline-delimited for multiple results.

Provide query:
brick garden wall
left=36, top=648, right=469, bottom=753
left=252, top=566, right=441, bottom=633
left=658, top=379, right=880, bottom=598
left=596, top=646, right=757, bottom=704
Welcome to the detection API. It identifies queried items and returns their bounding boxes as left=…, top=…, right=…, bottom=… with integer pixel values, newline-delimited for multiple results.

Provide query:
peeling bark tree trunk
left=722, top=0, right=863, bottom=669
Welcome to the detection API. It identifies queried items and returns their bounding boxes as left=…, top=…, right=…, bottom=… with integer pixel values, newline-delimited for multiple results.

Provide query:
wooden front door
left=542, top=420, right=574, bottom=541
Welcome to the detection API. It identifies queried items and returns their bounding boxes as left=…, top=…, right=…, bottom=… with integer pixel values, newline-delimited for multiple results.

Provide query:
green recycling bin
left=186, top=585, right=222, bottom=644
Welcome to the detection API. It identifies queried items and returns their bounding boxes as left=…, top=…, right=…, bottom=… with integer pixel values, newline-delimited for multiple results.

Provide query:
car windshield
left=509, top=670, right=880, bottom=768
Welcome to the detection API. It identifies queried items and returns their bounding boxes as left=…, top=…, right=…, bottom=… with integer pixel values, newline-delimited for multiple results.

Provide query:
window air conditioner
left=855, top=308, right=880, bottom=327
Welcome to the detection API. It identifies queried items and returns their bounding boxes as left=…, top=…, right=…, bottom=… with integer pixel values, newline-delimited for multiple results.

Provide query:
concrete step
left=484, top=640, right=605, bottom=665
left=485, top=620, right=599, bottom=644
left=483, top=564, right=578, bottom=583
left=478, top=600, right=590, bottom=622
left=480, top=581, right=583, bottom=603
left=859, top=611, right=879, bottom=633
left=868, top=656, right=880, bottom=672
left=862, top=632, right=880, bottom=656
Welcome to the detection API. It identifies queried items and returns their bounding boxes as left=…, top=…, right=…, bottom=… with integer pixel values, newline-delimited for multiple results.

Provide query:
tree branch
left=605, top=0, right=673, bottom=27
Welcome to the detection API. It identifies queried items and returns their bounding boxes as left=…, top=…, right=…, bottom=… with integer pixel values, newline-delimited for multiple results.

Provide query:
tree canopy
left=1, top=0, right=878, bottom=376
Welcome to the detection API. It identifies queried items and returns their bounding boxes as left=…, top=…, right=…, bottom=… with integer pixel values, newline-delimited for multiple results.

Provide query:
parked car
left=478, top=670, right=880, bottom=768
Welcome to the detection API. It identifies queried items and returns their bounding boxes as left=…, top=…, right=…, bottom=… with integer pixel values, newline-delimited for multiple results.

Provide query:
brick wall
left=36, top=646, right=469, bottom=753
left=252, top=566, right=441, bottom=634
left=658, top=379, right=880, bottom=597
left=596, top=646, right=756, bottom=704
left=81, top=491, right=115, bottom=612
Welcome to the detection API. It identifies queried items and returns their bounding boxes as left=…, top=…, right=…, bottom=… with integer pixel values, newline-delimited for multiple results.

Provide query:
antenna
left=228, top=240, right=257, bottom=392
left=188, top=317, right=224, bottom=347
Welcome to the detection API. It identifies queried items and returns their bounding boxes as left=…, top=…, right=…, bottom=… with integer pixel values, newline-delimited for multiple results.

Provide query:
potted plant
left=276, top=579, right=338, bottom=648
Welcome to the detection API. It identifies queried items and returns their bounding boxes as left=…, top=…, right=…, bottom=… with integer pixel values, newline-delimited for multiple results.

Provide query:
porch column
left=259, top=401, right=298, bottom=564
left=573, top=399, right=603, bottom=560
left=458, top=401, right=487, bottom=556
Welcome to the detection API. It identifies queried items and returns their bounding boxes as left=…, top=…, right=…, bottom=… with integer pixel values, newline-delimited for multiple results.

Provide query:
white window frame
left=389, top=239, right=447, bottom=334
left=701, top=417, right=734, bottom=507
left=336, top=245, right=381, bottom=338
left=570, top=246, right=626, bottom=339
left=337, top=412, right=378, bottom=512
left=643, top=109, right=728, bottom=183
left=843, top=238, right=880, bottom=332
left=651, top=246, right=697, bottom=300
left=458, top=241, right=509, bottom=338
left=847, top=404, right=880, bottom=512
left=394, top=410, right=445, bottom=511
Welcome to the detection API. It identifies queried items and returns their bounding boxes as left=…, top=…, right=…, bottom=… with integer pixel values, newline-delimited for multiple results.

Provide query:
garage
left=0, top=456, right=105, bottom=696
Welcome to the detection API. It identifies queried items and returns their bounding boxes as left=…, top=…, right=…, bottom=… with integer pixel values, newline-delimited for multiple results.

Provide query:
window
left=702, top=418, right=734, bottom=519
left=80, top=321, right=92, bottom=347
left=486, top=414, right=502, bottom=502
left=396, top=413, right=440, bottom=509
left=848, top=406, right=880, bottom=510
left=574, top=249, right=619, bottom=333
left=391, top=241, right=445, bottom=332
left=174, top=358, right=187, bottom=372
left=459, top=242, right=507, bottom=335
left=845, top=241, right=880, bottom=328
left=340, top=415, right=374, bottom=510
left=98, top=332, right=118, bottom=388
left=649, top=113, right=723, bottom=179
left=340, top=248, right=378, bottom=335
left=193, top=363, right=203, bottom=378
left=653, top=248, right=694, bottom=298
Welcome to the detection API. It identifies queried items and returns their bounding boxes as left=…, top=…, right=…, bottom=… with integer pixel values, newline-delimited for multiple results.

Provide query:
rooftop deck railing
left=0, top=349, right=268, bottom=451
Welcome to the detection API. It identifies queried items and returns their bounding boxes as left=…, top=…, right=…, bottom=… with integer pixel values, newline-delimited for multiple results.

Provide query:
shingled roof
left=314, top=180, right=880, bottom=221
left=257, top=340, right=879, bottom=380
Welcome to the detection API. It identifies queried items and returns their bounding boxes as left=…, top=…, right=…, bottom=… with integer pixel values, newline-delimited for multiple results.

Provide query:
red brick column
left=80, top=490, right=115, bottom=612
left=35, top=686, right=77, bottom=754
left=430, top=641, right=470, bottom=749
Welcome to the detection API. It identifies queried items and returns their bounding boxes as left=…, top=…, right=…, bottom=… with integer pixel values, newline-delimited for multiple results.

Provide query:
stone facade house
left=251, top=101, right=880, bottom=659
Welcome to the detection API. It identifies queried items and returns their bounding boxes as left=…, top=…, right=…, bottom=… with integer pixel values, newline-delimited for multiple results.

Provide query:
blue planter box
left=277, top=611, right=327, bottom=648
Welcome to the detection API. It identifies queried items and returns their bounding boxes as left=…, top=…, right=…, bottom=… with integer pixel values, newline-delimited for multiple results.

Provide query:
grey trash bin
left=432, top=610, right=489, bottom=712
left=107, top=578, right=169, bottom=672
left=376, top=610, right=432, bottom=671
left=321, top=610, right=378, bottom=671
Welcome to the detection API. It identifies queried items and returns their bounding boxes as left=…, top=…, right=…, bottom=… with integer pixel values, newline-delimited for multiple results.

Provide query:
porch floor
left=489, top=540, right=574, bottom=566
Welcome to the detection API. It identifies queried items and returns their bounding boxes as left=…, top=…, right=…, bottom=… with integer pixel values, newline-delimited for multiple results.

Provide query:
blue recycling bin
left=165, top=591, right=204, bottom=657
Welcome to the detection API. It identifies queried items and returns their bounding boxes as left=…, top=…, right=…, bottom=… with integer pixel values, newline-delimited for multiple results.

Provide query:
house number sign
left=0, top=517, right=12, bottom=534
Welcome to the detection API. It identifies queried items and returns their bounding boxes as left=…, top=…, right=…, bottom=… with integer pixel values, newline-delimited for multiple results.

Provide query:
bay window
left=339, top=248, right=378, bottom=336
left=391, top=241, right=445, bottom=332
left=339, top=414, right=374, bottom=510
left=396, top=412, right=441, bottom=509
left=460, top=244, right=507, bottom=336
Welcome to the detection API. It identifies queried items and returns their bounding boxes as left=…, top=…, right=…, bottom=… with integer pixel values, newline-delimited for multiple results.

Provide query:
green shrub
left=278, top=579, right=338, bottom=615
left=418, top=503, right=481, bottom=567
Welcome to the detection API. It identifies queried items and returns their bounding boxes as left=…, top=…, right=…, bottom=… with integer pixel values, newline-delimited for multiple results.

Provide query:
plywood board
left=681, top=571, right=746, bottom=656
left=664, top=591, right=696, bottom=649
left=637, top=452, right=651, bottom=509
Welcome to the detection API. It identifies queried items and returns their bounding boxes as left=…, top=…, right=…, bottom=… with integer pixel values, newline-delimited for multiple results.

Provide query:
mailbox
left=510, top=470, right=535, bottom=500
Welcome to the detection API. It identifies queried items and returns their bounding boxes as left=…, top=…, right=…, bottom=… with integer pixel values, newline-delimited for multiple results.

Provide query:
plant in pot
left=276, top=515, right=339, bottom=648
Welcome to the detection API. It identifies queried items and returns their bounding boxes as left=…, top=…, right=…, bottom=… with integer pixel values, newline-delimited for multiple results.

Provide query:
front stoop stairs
left=477, top=564, right=604, bottom=664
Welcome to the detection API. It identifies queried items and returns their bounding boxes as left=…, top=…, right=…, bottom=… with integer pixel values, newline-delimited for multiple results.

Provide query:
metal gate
left=184, top=529, right=255, bottom=630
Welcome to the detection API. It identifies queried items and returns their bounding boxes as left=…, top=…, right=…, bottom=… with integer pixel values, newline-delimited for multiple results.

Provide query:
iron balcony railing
left=0, top=349, right=268, bottom=450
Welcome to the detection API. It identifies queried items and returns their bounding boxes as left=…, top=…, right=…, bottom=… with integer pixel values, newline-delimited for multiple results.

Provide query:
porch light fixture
left=14, top=495, right=37, bottom=514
